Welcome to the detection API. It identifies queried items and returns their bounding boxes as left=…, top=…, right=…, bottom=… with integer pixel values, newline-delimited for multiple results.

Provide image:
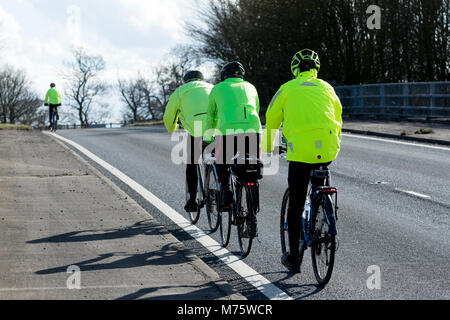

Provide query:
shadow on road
left=260, top=271, right=326, bottom=300
left=27, top=220, right=166, bottom=244
left=34, top=243, right=191, bottom=275
left=116, top=282, right=225, bottom=300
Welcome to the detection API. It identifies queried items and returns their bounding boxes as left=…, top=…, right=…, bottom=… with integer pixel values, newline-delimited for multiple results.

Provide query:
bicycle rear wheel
left=280, top=189, right=306, bottom=261
left=237, top=184, right=255, bottom=258
left=205, top=165, right=220, bottom=232
left=311, top=194, right=336, bottom=286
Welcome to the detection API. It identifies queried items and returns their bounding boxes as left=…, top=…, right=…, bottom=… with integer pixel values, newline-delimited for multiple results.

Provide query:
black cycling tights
left=287, top=161, right=331, bottom=259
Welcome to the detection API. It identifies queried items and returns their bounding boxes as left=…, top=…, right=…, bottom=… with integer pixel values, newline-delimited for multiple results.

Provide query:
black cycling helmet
left=183, top=70, right=204, bottom=83
left=220, top=61, right=245, bottom=81
left=50, top=83, right=56, bottom=87
left=291, top=49, right=320, bottom=77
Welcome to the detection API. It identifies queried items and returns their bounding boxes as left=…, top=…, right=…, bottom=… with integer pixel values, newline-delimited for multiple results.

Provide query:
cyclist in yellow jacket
left=262, top=49, right=343, bottom=273
left=204, top=61, right=262, bottom=208
left=163, top=70, right=213, bottom=212
left=44, top=83, right=61, bottom=128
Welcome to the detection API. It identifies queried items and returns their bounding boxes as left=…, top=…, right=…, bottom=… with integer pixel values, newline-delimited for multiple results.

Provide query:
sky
left=0, top=0, right=205, bottom=122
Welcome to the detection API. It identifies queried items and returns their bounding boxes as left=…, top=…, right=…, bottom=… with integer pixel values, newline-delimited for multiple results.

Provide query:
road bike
left=50, top=108, right=59, bottom=132
left=185, top=151, right=222, bottom=232
left=280, top=152, right=339, bottom=285
left=184, top=162, right=207, bottom=225
left=203, top=152, right=222, bottom=232
left=219, top=154, right=263, bottom=258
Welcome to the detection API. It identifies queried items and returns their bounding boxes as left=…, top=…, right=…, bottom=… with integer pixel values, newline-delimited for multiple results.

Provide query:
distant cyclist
left=261, top=49, right=343, bottom=273
left=44, top=83, right=61, bottom=129
left=163, top=70, right=213, bottom=212
left=203, top=61, right=262, bottom=209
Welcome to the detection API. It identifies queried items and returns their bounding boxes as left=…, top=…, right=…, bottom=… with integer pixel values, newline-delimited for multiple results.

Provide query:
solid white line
left=46, top=132, right=292, bottom=301
left=343, top=133, right=450, bottom=151
left=395, top=189, right=431, bottom=199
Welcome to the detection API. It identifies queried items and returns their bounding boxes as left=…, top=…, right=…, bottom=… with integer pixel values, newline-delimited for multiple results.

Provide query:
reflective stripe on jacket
left=262, top=70, right=343, bottom=163
left=163, top=80, right=213, bottom=138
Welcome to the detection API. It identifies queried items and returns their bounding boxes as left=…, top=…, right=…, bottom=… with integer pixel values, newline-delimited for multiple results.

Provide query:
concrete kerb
left=45, top=132, right=246, bottom=300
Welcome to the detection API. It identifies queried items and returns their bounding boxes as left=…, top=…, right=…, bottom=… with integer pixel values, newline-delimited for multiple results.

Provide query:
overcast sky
left=0, top=0, right=204, bottom=122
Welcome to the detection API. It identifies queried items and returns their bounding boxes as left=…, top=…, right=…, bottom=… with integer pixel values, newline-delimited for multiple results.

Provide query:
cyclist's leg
left=287, top=161, right=311, bottom=259
left=48, top=106, right=53, bottom=127
left=185, top=135, right=201, bottom=209
left=215, top=135, right=233, bottom=207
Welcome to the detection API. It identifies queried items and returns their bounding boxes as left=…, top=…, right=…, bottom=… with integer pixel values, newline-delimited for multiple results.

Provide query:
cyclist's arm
left=261, top=89, right=284, bottom=153
left=57, top=91, right=61, bottom=105
left=333, top=91, right=343, bottom=141
left=45, top=91, right=50, bottom=105
left=163, top=90, right=180, bottom=133
left=203, top=94, right=217, bottom=143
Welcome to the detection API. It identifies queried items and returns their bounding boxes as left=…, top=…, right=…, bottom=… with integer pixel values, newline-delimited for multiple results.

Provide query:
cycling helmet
left=291, top=49, right=320, bottom=77
left=50, top=83, right=56, bottom=87
left=183, top=70, right=204, bottom=83
left=220, top=61, right=245, bottom=81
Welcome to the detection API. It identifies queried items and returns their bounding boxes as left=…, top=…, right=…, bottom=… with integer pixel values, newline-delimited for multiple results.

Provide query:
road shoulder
left=0, top=130, right=244, bottom=300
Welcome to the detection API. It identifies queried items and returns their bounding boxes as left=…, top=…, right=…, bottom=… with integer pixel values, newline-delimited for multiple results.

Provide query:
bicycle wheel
left=236, top=184, right=255, bottom=258
left=280, top=189, right=306, bottom=261
left=185, top=174, right=201, bottom=225
left=205, top=165, right=220, bottom=232
left=219, top=208, right=232, bottom=247
left=310, top=194, right=336, bottom=286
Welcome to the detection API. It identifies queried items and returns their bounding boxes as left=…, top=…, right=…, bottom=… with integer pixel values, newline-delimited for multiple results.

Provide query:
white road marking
left=46, top=132, right=292, bottom=300
left=395, top=189, right=431, bottom=199
left=343, top=133, right=450, bottom=151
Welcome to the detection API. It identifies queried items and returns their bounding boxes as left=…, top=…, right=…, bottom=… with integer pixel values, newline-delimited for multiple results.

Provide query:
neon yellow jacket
left=262, top=70, right=343, bottom=163
left=204, top=78, right=262, bottom=142
left=163, top=80, right=213, bottom=138
left=45, top=88, right=61, bottom=105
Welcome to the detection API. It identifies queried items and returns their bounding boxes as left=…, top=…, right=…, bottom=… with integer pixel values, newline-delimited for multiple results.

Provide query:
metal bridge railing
left=335, top=82, right=450, bottom=119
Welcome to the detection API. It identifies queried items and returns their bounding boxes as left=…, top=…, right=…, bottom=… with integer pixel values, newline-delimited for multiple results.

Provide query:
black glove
left=44, top=103, right=49, bottom=106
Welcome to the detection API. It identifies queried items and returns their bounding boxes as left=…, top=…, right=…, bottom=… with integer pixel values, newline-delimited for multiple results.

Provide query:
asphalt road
left=56, top=126, right=450, bottom=300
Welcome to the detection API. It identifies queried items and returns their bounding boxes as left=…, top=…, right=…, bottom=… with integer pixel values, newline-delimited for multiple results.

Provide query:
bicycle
left=203, top=152, right=222, bottom=233
left=219, top=154, right=263, bottom=258
left=184, top=162, right=206, bottom=225
left=46, top=104, right=59, bottom=132
left=280, top=149, right=339, bottom=285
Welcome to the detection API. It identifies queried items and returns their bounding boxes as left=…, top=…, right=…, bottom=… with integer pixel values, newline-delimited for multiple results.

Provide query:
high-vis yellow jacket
left=45, top=88, right=61, bottom=105
left=262, top=70, right=343, bottom=163
left=163, top=80, right=213, bottom=138
left=204, top=77, right=262, bottom=142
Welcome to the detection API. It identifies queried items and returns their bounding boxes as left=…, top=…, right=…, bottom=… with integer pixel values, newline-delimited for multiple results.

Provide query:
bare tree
left=117, top=77, right=146, bottom=122
left=0, top=66, right=41, bottom=125
left=64, top=47, right=108, bottom=127
left=136, top=75, right=165, bottom=120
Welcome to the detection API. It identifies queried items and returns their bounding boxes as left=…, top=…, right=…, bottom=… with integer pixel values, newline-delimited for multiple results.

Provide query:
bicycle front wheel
left=236, top=184, right=256, bottom=258
left=185, top=176, right=201, bottom=224
left=310, top=194, right=336, bottom=286
left=280, top=189, right=306, bottom=262
left=219, top=209, right=232, bottom=247
left=205, top=165, right=220, bottom=232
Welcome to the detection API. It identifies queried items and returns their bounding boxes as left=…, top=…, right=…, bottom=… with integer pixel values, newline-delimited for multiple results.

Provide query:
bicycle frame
left=302, top=175, right=338, bottom=247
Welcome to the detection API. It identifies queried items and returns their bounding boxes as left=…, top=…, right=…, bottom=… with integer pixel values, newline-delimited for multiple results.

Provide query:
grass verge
left=0, top=124, right=32, bottom=131
left=127, top=120, right=164, bottom=127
